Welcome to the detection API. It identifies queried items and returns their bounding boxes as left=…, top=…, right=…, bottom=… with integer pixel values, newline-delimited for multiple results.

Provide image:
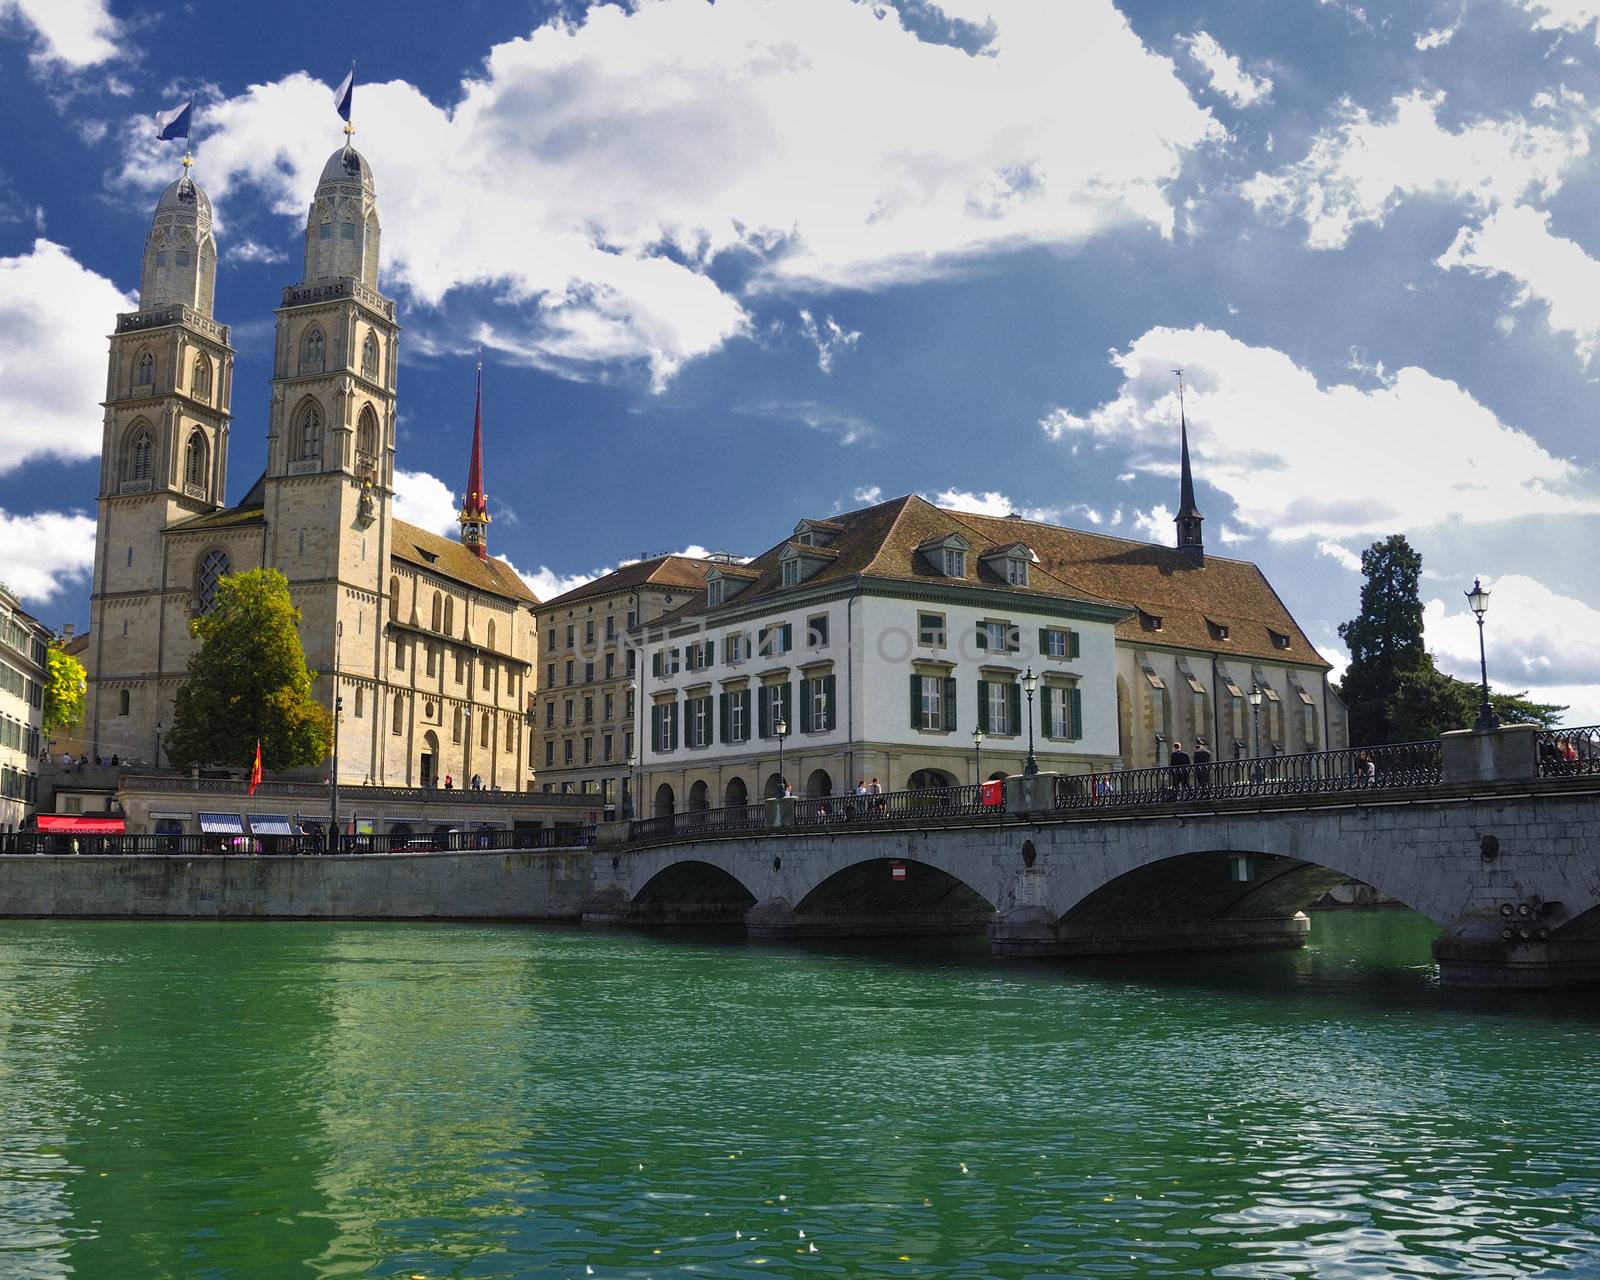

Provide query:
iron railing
left=1054, top=741, right=1443, bottom=810
left=0, top=825, right=593, bottom=857
left=795, top=784, right=990, bottom=826
left=1539, top=726, right=1600, bottom=778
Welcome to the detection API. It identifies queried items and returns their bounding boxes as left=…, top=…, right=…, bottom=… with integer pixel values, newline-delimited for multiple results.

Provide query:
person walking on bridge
left=1170, top=741, right=1192, bottom=793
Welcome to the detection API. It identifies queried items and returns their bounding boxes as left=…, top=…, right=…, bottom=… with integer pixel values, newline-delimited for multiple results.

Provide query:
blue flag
left=333, top=68, right=354, bottom=123
left=155, top=98, right=193, bottom=142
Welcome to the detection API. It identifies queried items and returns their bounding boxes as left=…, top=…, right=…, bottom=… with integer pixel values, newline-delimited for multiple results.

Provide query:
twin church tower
left=87, top=141, right=538, bottom=788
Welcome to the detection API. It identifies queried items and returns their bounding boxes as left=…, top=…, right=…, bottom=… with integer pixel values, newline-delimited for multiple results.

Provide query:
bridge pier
left=989, top=908, right=1311, bottom=958
left=1434, top=911, right=1600, bottom=989
left=745, top=896, right=992, bottom=940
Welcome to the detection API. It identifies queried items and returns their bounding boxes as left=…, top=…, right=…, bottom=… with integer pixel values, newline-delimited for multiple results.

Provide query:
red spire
left=459, top=362, right=490, bottom=560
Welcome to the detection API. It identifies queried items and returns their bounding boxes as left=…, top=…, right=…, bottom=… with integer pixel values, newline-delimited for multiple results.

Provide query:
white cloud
left=853, top=485, right=883, bottom=505
left=0, top=239, right=135, bottom=473
left=1425, top=574, right=1600, bottom=720
left=227, top=239, right=288, bottom=266
left=1133, top=503, right=1175, bottom=544
left=798, top=309, right=861, bottom=374
left=1415, top=21, right=1460, bottom=49
left=1042, top=324, right=1600, bottom=541
left=1519, top=1, right=1600, bottom=41
left=1181, top=31, right=1272, bottom=108
left=0, top=508, right=97, bottom=605
left=924, top=487, right=1065, bottom=523
left=1241, top=89, right=1595, bottom=248
left=1437, top=203, right=1600, bottom=363
left=392, top=469, right=459, bottom=537
left=1317, top=540, right=1363, bottom=571
left=736, top=400, right=877, bottom=445
left=0, top=0, right=119, bottom=68
left=512, top=542, right=727, bottom=603
left=124, top=0, right=1218, bottom=387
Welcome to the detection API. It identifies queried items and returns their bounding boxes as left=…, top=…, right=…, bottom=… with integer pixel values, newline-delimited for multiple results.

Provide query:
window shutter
left=780, top=682, right=792, bottom=727
left=823, top=674, right=836, bottom=731
left=739, top=689, right=751, bottom=740
left=1070, top=686, right=1084, bottom=739
left=719, top=691, right=729, bottom=742
left=759, top=687, right=771, bottom=738
left=910, top=673, right=921, bottom=729
left=1069, top=629, right=1081, bottom=660
left=942, top=676, right=957, bottom=731
left=651, top=651, right=662, bottom=678
left=1039, top=627, right=1049, bottom=657
left=1008, top=682, right=1022, bottom=735
left=975, top=621, right=988, bottom=651
left=669, top=702, right=679, bottom=751
left=781, top=623, right=793, bottom=652
left=977, top=680, right=990, bottom=733
left=704, top=640, right=714, bottom=667
left=799, top=680, right=813, bottom=733
left=650, top=704, right=661, bottom=750
left=1040, top=686, right=1053, bottom=738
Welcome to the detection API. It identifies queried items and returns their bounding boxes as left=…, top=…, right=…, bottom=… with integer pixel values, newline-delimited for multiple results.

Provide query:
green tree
left=163, top=568, right=331, bottom=771
left=1337, top=534, right=1429, bottom=744
left=42, top=643, right=87, bottom=736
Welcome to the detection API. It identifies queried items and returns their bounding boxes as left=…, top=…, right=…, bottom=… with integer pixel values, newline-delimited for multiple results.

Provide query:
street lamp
left=623, top=749, right=637, bottom=821
left=1021, top=668, right=1039, bottom=777
left=154, top=720, right=163, bottom=770
left=972, top=726, right=985, bottom=784
left=1247, top=685, right=1264, bottom=758
left=1466, top=577, right=1501, bottom=732
left=774, top=715, right=789, bottom=792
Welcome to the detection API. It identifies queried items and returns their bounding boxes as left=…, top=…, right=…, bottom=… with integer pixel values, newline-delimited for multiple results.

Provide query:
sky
left=0, top=0, right=1597, bottom=723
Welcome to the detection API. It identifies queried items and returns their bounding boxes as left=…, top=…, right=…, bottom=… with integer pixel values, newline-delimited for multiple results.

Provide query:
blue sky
left=1, top=0, right=1598, bottom=721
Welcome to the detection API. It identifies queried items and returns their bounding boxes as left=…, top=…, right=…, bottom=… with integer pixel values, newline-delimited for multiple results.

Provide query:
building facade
left=530, top=556, right=712, bottom=815
left=0, top=586, right=49, bottom=830
left=83, top=148, right=539, bottom=788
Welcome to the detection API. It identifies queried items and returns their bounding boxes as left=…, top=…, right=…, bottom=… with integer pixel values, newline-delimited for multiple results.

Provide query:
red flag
left=980, top=779, right=1004, bottom=808
left=247, top=741, right=262, bottom=796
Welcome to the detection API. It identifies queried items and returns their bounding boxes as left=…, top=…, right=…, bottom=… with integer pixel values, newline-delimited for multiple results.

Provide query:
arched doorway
left=421, top=730, right=440, bottom=787
left=907, top=768, right=954, bottom=790
left=725, top=776, right=749, bottom=808
left=805, top=769, right=833, bottom=797
left=688, top=780, right=710, bottom=811
left=764, top=773, right=785, bottom=799
left=653, top=783, right=675, bottom=818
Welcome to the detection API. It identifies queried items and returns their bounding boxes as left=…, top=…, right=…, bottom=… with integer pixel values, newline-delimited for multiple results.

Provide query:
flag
left=333, top=67, right=355, bottom=122
left=247, top=742, right=262, bottom=796
left=155, top=98, right=193, bottom=142
left=980, top=779, right=1004, bottom=808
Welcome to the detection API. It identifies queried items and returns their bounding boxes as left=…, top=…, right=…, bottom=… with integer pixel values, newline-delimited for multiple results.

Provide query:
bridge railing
left=1053, top=741, right=1442, bottom=810
left=1539, top=726, right=1600, bottom=778
left=796, top=784, right=987, bottom=826
left=0, top=825, right=594, bottom=857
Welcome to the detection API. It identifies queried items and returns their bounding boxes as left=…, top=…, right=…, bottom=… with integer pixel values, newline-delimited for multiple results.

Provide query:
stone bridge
left=586, top=774, right=1600, bottom=989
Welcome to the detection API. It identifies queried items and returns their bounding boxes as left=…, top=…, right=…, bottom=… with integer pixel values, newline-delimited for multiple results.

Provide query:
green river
left=1, top=913, right=1598, bottom=1279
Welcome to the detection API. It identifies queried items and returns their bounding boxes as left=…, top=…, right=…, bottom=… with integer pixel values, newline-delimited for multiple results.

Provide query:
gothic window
left=300, top=327, right=325, bottom=372
left=392, top=693, right=404, bottom=735
left=444, top=598, right=454, bottom=635
left=361, top=331, right=379, bottom=380
left=194, top=548, right=229, bottom=615
left=431, top=591, right=443, bottom=632
left=134, top=350, right=154, bottom=391
left=356, top=404, right=378, bottom=463
left=192, top=354, right=212, bottom=403
left=294, top=402, right=323, bottom=461
left=486, top=619, right=496, bottom=651
left=123, top=424, right=153, bottom=482
left=388, top=576, right=399, bottom=621
left=354, top=687, right=364, bottom=719
left=118, top=689, right=130, bottom=716
left=183, top=431, right=207, bottom=489
left=452, top=706, right=462, bottom=743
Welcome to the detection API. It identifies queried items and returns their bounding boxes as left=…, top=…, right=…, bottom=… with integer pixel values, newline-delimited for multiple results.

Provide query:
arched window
left=124, top=424, right=153, bottom=482
left=452, top=706, right=462, bottom=743
left=480, top=713, right=490, bottom=748
left=486, top=619, right=496, bottom=651
left=134, top=350, right=154, bottom=390
left=443, top=598, right=453, bottom=635
left=118, top=689, right=130, bottom=716
left=294, top=402, right=322, bottom=461
left=361, top=331, right=379, bottom=380
left=195, top=548, right=229, bottom=614
left=192, top=354, right=212, bottom=403
left=183, top=431, right=207, bottom=488
left=431, top=591, right=442, bottom=631
left=392, top=693, right=404, bottom=735
left=300, top=327, right=325, bottom=372
left=354, top=687, right=364, bottom=718
left=357, top=404, right=378, bottom=461
left=388, top=576, right=399, bottom=621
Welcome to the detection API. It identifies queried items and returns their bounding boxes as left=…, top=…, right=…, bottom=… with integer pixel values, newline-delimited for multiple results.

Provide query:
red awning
left=35, top=815, right=125, bottom=833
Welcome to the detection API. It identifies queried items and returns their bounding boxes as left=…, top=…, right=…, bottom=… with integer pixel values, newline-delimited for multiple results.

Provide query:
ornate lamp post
left=1248, top=685, right=1264, bottom=758
left=154, top=720, right=163, bottom=770
left=328, top=690, right=343, bottom=853
left=1021, top=668, right=1039, bottom=777
left=623, top=749, right=637, bottom=821
left=1466, top=577, right=1501, bottom=732
left=972, top=726, right=985, bottom=784
left=774, top=715, right=789, bottom=791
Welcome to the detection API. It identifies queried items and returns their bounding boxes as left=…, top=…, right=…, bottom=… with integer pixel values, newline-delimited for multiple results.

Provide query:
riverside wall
left=0, top=849, right=595, bottom=920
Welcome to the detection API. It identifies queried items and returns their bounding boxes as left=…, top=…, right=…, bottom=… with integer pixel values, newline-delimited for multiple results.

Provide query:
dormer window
left=1005, top=557, right=1028, bottom=587
left=1206, top=618, right=1231, bottom=641
left=944, top=549, right=966, bottom=577
left=782, top=559, right=801, bottom=588
left=779, top=543, right=834, bottom=588
left=792, top=519, right=841, bottom=548
left=1269, top=628, right=1292, bottom=650
left=797, top=531, right=815, bottom=547
left=1139, top=610, right=1163, bottom=632
left=707, top=578, right=724, bottom=606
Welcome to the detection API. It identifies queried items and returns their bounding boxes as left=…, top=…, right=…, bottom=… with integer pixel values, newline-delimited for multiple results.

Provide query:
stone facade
left=0, top=586, right=49, bottom=831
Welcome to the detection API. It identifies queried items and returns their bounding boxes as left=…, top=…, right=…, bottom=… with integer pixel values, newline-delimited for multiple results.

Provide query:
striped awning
left=248, top=814, right=294, bottom=835
left=198, top=812, right=245, bottom=834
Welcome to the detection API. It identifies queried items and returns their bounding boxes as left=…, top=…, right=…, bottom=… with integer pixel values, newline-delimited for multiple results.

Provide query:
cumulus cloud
left=853, top=485, right=883, bottom=505
left=1519, top=0, right=1600, bottom=40
left=0, top=0, right=119, bottom=68
left=1181, top=31, right=1272, bottom=107
left=1041, top=324, right=1600, bottom=541
left=1437, top=203, right=1600, bottom=363
left=1415, top=21, right=1460, bottom=49
left=119, top=0, right=1218, bottom=387
left=798, top=309, right=861, bottom=374
left=0, top=239, right=135, bottom=473
left=1317, top=540, right=1364, bottom=571
left=512, top=543, right=728, bottom=604
left=923, top=488, right=1063, bottom=523
left=1241, top=89, right=1595, bottom=248
left=1133, top=504, right=1176, bottom=545
left=0, top=508, right=97, bottom=605
left=392, top=469, right=459, bottom=537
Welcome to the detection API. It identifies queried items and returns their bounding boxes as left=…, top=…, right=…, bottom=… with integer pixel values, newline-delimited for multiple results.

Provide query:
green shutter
left=910, top=673, right=921, bottom=729
left=759, top=687, right=771, bottom=738
left=1039, top=626, right=1049, bottom=658
left=780, top=682, right=792, bottom=727
left=823, top=674, right=836, bottom=731
left=943, top=676, right=957, bottom=731
left=719, top=691, right=730, bottom=742
left=1040, top=685, right=1053, bottom=738
left=975, top=621, right=988, bottom=650
left=741, top=689, right=752, bottom=741
left=781, top=623, right=793, bottom=652
left=651, top=704, right=662, bottom=750
left=977, top=680, right=990, bottom=733
left=669, top=702, right=679, bottom=751
left=799, top=679, right=813, bottom=733
left=651, top=651, right=662, bottom=677
left=1069, top=629, right=1081, bottom=660
left=1008, top=682, right=1022, bottom=735
left=1070, top=686, right=1083, bottom=740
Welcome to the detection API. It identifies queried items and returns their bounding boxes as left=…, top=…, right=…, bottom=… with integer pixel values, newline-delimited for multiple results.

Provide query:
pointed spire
left=1173, top=368, right=1204, bottom=564
left=459, top=361, right=491, bottom=561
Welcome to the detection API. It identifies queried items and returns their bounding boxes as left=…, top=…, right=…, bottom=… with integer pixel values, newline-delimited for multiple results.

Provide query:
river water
left=1, top=913, right=1598, bottom=1279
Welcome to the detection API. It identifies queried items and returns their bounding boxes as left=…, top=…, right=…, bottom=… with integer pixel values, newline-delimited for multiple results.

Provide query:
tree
left=163, top=568, right=331, bottom=771
left=1338, top=535, right=1429, bottom=744
left=42, top=643, right=87, bottom=736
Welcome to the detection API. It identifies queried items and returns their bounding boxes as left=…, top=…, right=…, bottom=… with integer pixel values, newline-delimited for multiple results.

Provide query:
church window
left=340, top=221, right=356, bottom=240
left=124, top=424, right=153, bottom=482
left=392, top=694, right=404, bottom=735
left=294, top=402, right=323, bottom=461
left=486, top=620, right=496, bottom=651
left=444, top=598, right=454, bottom=635
left=452, top=707, right=462, bottom=743
left=175, top=248, right=191, bottom=267
left=300, top=328, right=325, bottom=373
left=134, top=351, right=154, bottom=390
left=318, top=223, right=332, bottom=240
left=480, top=714, right=490, bottom=749
left=354, top=687, right=363, bottom=718
left=431, top=592, right=442, bottom=631
left=357, top=405, right=378, bottom=462
left=454, top=652, right=465, bottom=684
left=118, top=690, right=130, bottom=716
left=192, top=355, right=212, bottom=403
left=183, top=431, right=207, bottom=489
left=361, top=332, right=379, bottom=380
left=194, top=548, right=229, bottom=615
left=388, top=576, right=399, bottom=622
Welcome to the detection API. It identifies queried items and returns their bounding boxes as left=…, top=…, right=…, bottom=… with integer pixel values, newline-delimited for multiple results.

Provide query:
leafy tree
left=42, top=643, right=87, bottom=736
left=163, top=568, right=331, bottom=771
left=1338, top=535, right=1428, bottom=744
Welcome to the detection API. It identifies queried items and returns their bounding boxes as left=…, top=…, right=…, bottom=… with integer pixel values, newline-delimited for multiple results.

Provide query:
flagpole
left=329, top=627, right=342, bottom=854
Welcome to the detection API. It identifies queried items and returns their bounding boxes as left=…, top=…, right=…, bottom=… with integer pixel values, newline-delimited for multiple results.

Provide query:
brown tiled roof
left=651, top=494, right=1330, bottom=669
left=168, top=504, right=267, bottom=532
left=390, top=520, right=538, bottom=604
left=539, top=555, right=714, bottom=610
left=709, top=562, right=759, bottom=579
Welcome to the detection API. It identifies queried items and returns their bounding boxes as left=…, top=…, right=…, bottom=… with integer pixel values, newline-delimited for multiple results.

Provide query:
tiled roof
left=168, top=503, right=267, bottom=532
left=539, top=555, right=714, bottom=610
left=390, top=520, right=538, bottom=604
left=651, top=494, right=1330, bottom=669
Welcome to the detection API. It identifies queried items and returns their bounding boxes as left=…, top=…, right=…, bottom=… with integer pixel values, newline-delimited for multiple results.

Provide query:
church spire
left=1173, top=368, right=1204, bottom=565
left=459, top=363, right=490, bottom=561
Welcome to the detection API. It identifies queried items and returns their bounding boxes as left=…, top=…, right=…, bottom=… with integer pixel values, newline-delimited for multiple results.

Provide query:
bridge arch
left=763, top=858, right=996, bottom=939
left=631, top=859, right=758, bottom=926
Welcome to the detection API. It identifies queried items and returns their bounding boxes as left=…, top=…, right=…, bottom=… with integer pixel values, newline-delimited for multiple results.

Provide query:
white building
left=0, top=585, right=50, bottom=831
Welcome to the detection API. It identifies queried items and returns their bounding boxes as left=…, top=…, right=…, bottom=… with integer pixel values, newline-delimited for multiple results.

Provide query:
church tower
left=87, top=165, right=234, bottom=758
left=261, top=140, right=398, bottom=699
left=458, top=366, right=491, bottom=561
left=1173, top=372, right=1204, bottom=566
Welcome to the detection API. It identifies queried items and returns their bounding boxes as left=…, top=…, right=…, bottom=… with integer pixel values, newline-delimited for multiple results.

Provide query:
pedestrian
left=110, top=753, right=120, bottom=767
left=1169, top=740, right=1192, bottom=792
left=470, top=772, right=482, bottom=791
left=60, top=751, right=72, bottom=768
left=868, top=776, right=884, bottom=816
left=1193, top=738, right=1211, bottom=789
left=443, top=774, right=453, bottom=790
